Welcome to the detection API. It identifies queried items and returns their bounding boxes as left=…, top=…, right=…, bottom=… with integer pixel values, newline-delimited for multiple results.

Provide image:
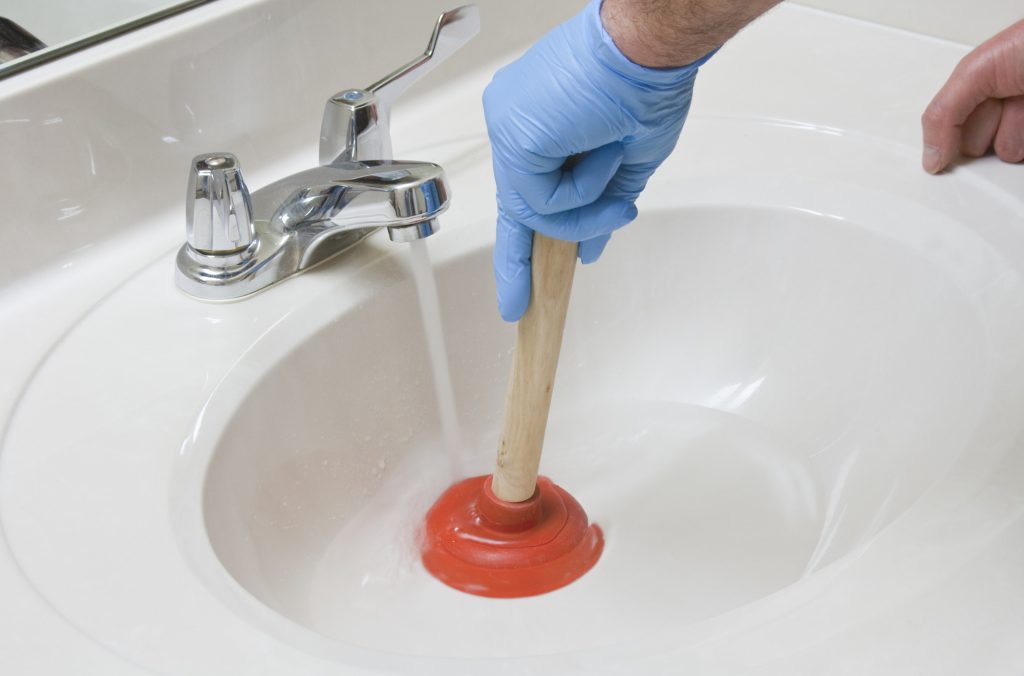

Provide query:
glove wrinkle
left=484, top=0, right=708, bottom=321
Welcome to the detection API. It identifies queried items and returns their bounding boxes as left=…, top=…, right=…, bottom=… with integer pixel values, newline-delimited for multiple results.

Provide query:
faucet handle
left=366, top=4, right=480, bottom=111
left=319, top=5, right=480, bottom=165
left=186, top=153, right=255, bottom=254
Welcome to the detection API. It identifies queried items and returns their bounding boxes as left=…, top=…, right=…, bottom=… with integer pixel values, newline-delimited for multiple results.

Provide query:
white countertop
left=2, top=3, right=1023, bottom=674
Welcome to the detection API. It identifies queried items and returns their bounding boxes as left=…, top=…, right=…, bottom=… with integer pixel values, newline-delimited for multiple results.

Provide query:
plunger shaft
left=492, top=233, right=578, bottom=502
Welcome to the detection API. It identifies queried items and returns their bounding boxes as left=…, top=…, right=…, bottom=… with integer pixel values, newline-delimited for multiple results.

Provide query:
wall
left=0, top=0, right=585, bottom=290
left=789, top=0, right=1024, bottom=46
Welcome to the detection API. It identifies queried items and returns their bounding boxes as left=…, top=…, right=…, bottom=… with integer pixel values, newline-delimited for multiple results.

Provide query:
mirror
left=0, top=0, right=215, bottom=79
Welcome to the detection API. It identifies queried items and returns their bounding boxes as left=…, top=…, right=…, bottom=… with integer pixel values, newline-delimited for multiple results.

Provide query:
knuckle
left=921, top=102, right=947, bottom=128
left=532, top=202, right=561, bottom=216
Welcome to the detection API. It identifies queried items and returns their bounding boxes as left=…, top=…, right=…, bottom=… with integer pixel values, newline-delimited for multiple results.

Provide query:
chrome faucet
left=175, top=5, right=479, bottom=301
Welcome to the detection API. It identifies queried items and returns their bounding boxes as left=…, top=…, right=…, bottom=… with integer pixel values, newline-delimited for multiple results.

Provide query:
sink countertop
left=4, top=4, right=1024, bottom=674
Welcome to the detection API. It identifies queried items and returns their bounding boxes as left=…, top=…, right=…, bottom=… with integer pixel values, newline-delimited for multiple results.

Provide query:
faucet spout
left=252, top=159, right=449, bottom=269
left=174, top=5, right=478, bottom=301
left=175, top=156, right=451, bottom=300
left=258, top=160, right=448, bottom=233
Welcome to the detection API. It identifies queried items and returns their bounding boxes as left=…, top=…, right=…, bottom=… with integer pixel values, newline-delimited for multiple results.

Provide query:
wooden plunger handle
left=492, top=232, right=578, bottom=502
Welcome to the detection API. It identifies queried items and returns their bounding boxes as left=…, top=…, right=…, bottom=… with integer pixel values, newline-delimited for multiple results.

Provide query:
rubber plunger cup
left=421, top=233, right=604, bottom=597
left=422, top=475, right=603, bottom=597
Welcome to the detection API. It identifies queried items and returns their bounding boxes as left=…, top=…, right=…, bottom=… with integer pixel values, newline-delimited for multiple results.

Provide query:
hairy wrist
left=601, top=0, right=780, bottom=68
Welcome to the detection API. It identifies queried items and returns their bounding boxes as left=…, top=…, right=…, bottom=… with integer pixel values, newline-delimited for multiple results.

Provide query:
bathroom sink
left=199, top=131, right=1005, bottom=657
left=2, top=5, right=1024, bottom=675
left=199, top=112, right=1024, bottom=659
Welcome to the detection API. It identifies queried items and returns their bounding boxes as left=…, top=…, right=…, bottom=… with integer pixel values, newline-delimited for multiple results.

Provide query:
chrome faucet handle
left=318, top=4, right=480, bottom=165
left=186, top=153, right=255, bottom=255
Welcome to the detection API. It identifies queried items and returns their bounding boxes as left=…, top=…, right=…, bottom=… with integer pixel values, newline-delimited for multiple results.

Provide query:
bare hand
left=922, top=20, right=1024, bottom=173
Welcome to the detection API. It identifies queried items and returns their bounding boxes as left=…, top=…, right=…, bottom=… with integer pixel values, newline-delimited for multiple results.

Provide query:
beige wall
left=0, top=0, right=587, bottom=288
left=789, top=0, right=1024, bottom=46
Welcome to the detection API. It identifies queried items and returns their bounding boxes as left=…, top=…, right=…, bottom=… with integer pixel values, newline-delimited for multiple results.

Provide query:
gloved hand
left=483, top=0, right=713, bottom=321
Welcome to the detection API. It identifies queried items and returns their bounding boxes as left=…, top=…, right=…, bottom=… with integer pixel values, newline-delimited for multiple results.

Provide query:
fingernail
left=922, top=145, right=942, bottom=174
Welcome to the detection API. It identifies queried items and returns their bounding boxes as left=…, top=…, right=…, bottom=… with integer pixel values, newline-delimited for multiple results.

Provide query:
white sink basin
left=201, top=168, right=1003, bottom=658
left=2, top=5, right=1024, bottom=675
left=199, top=114, right=1024, bottom=662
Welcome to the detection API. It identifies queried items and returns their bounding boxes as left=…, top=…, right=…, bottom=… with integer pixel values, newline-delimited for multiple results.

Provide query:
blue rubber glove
left=483, top=0, right=713, bottom=321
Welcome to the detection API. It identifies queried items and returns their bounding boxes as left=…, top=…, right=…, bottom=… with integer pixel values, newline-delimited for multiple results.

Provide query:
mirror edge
left=0, top=0, right=218, bottom=81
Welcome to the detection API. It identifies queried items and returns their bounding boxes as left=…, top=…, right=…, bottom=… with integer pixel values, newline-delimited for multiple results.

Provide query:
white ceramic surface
left=790, top=0, right=1024, bottom=45
left=2, top=3, right=1024, bottom=675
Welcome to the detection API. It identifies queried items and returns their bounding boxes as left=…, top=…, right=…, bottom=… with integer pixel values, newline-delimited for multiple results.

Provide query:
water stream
left=407, top=238, right=467, bottom=478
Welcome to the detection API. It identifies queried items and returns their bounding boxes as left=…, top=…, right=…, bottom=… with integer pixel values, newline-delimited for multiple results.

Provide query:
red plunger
left=421, top=232, right=604, bottom=598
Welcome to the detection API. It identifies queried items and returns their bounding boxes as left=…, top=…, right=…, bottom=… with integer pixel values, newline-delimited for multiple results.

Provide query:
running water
left=407, top=238, right=467, bottom=477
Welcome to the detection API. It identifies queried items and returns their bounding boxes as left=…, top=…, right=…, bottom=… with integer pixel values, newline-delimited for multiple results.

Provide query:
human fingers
left=505, top=143, right=626, bottom=215
left=521, top=197, right=638, bottom=243
left=922, top=20, right=1024, bottom=173
left=922, top=60, right=994, bottom=173
left=994, top=95, right=1024, bottom=163
left=493, top=211, right=534, bottom=322
left=959, top=97, right=1003, bottom=157
left=578, top=234, right=611, bottom=264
